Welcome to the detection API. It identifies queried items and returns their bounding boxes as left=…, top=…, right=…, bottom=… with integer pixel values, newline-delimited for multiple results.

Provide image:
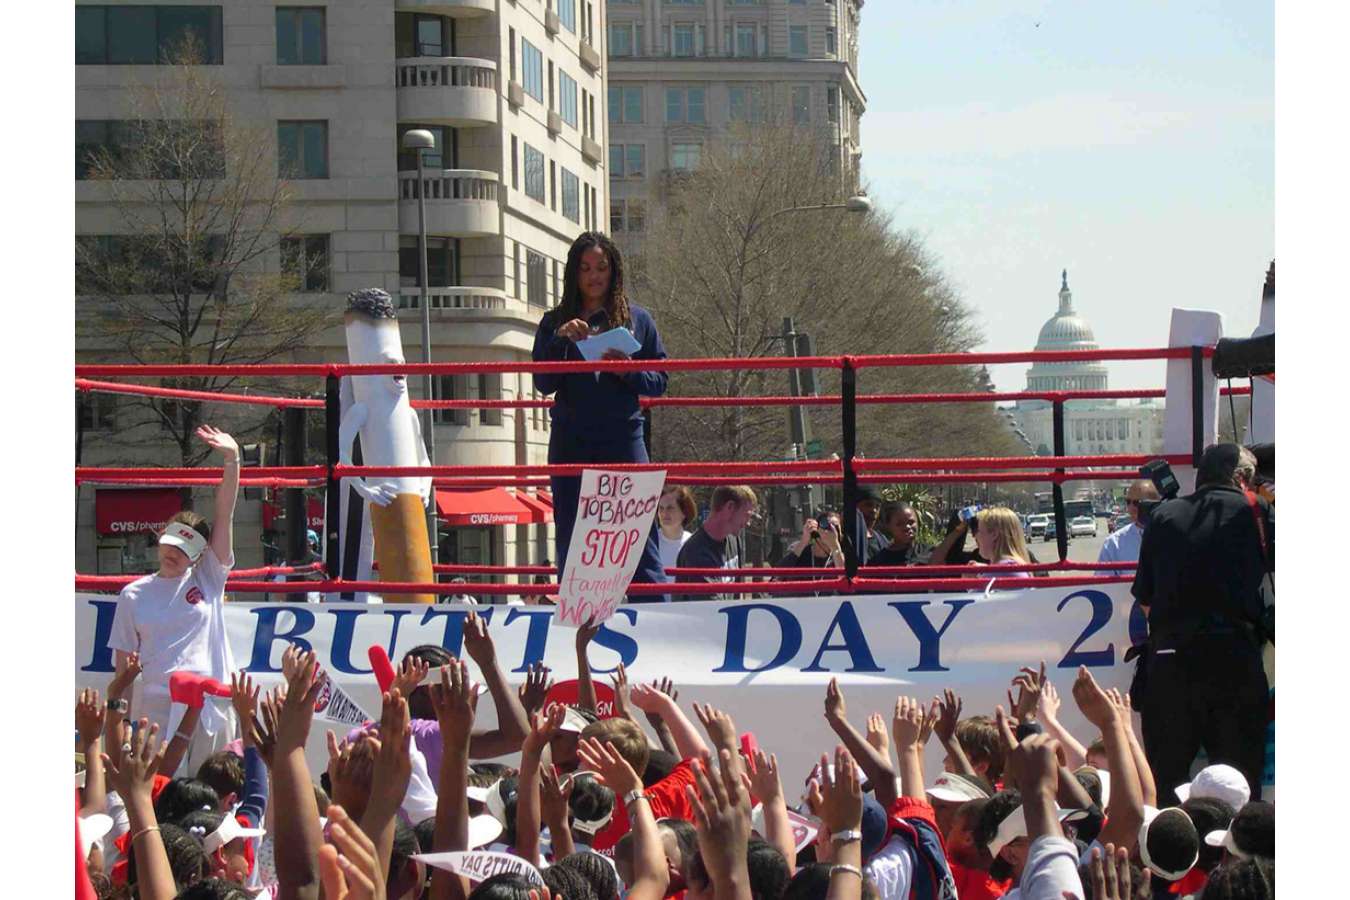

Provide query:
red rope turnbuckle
left=74, top=342, right=1247, bottom=598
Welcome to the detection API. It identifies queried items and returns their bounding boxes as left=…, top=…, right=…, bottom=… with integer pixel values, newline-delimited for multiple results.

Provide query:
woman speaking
left=532, top=232, right=668, bottom=593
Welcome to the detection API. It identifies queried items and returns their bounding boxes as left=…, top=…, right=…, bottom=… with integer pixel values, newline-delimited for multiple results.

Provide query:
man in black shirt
left=672, top=485, right=757, bottom=602
left=1133, top=443, right=1273, bottom=801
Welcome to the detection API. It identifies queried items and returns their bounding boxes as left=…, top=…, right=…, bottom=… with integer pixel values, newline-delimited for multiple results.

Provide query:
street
left=1028, top=526, right=1111, bottom=562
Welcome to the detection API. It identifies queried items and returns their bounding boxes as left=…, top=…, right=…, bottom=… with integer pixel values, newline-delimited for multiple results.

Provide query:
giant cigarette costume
left=339, top=288, right=435, bottom=604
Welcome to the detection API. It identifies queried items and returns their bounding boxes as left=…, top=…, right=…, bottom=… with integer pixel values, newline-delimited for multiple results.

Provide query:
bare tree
left=76, top=38, right=335, bottom=478
left=636, top=123, right=1021, bottom=466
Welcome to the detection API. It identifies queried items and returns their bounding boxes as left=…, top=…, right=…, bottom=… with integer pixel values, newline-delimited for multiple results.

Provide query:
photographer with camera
left=1131, top=444, right=1273, bottom=802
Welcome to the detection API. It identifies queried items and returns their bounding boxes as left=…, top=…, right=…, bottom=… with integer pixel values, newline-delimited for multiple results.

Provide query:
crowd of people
left=75, top=612, right=1274, bottom=900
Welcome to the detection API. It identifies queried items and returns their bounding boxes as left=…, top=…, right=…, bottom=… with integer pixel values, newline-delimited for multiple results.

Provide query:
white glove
left=352, top=479, right=398, bottom=507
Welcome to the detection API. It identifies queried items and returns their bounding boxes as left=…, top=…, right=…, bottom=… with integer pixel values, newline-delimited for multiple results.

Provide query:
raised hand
left=276, top=645, right=325, bottom=752
left=367, top=689, right=413, bottom=822
left=429, top=660, right=479, bottom=738
left=578, top=735, right=644, bottom=798
left=1002, top=720, right=1060, bottom=800
left=523, top=706, right=566, bottom=757
left=327, top=733, right=377, bottom=820
left=934, top=689, right=962, bottom=745
left=196, top=424, right=240, bottom=460
left=823, top=677, right=847, bottom=723
left=461, top=610, right=496, bottom=669
left=917, top=698, right=941, bottom=748
left=685, top=749, right=752, bottom=892
left=109, top=652, right=143, bottom=697
left=576, top=617, right=602, bottom=653
left=1086, top=843, right=1132, bottom=900
left=247, top=689, right=282, bottom=769
left=230, top=672, right=261, bottom=739
left=864, top=713, right=890, bottom=757
left=1071, top=666, right=1119, bottom=731
left=693, top=702, right=739, bottom=752
left=742, top=749, right=783, bottom=805
left=392, top=657, right=430, bottom=700
left=814, top=747, right=863, bottom=835
left=891, top=696, right=925, bottom=750
left=517, top=663, right=554, bottom=716
left=76, top=688, right=105, bottom=747
left=1008, top=661, right=1047, bottom=722
left=1039, top=680, right=1063, bottom=722
left=103, top=717, right=166, bottom=804
left=318, top=804, right=385, bottom=900
left=540, top=764, right=574, bottom=827
left=610, top=662, right=634, bottom=721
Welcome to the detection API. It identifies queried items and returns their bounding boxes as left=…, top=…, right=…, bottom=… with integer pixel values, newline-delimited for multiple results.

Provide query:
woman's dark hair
left=388, top=819, right=420, bottom=896
left=543, top=861, right=599, bottom=900
left=125, top=823, right=208, bottom=892
left=556, top=850, right=620, bottom=900
left=1182, top=797, right=1238, bottom=871
left=155, top=778, right=222, bottom=825
left=972, top=789, right=1021, bottom=850
left=469, top=872, right=534, bottom=900
left=414, top=816, right=438, bottom=854
left=472, top=762, right=514, bottom=779
left=782, top=863, right=834, bottom=900
left=747, top=839, right=791, bottom=900
left=1200, top=856, right=1274, bottom=900
left=493, top=776, right=520, bottom=847
left=558, top=232, right=631, bottom=330
left=403, top=644, right=454, bottom=669
left=643, top=749, right=679, bottom=787
left=175, top=877, right=255, bottom=899
left=176, top=809, right=227, bottom=849
left=569, top=774, right=615, bottom=838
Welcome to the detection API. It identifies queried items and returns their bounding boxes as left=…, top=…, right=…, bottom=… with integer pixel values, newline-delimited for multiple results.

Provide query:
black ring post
left=324, top=374, right=341, bottom=580
left=1190, top=345, right=1205, bottom=466
left=1052, top=399, right=1068, bottom=563
left=841, top=358, right=859, bottom=579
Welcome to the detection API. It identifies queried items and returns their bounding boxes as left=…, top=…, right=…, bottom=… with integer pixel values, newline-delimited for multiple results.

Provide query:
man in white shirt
left=109, top=425, right=242, bottom=770
left=1097, top=480, right=1160, bottom=575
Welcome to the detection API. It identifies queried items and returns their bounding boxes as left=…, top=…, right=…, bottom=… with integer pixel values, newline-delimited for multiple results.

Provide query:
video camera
left=1136, top=459, right=1180, bottom=526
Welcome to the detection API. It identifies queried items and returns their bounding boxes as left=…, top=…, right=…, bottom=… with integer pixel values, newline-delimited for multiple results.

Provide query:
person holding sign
left=532, top=232, right=669, bottom=593
left=108, top=425, right=242, bottom=769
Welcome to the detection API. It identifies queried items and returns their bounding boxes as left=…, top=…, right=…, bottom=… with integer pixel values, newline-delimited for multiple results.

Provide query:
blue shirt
left=1098, top=522, right=1143, bottom=574
left=531, top=303, right=668, bottom=433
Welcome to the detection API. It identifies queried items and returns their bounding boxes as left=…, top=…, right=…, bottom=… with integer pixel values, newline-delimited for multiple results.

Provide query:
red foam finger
left=201, top=678, right=232, bottom=698
left=368, top=645, right=397, bottom=693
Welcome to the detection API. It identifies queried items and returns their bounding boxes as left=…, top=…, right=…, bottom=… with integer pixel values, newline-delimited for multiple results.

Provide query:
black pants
left=1141, top=633, right=1268, bottom=802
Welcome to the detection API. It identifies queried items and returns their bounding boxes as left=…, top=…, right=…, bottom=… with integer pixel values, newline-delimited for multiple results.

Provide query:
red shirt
left=591, top=758, right=698, bottom=853
left=951, top=861, right=1009, bottom=900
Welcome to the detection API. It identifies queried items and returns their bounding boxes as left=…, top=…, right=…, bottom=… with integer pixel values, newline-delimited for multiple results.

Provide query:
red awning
left=262, top=496, right=325, bottom=531
left=96, top=488, right=183, bottom=537
left=435, top=487, right=543, bottom=526
left=516, top=491, right=553, bottom=524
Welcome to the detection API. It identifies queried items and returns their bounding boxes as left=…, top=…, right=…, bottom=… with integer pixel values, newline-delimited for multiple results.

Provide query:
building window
left=278, top=120, right=329, bottom=179
left=523, top=143, right=545, bottom=202
left=827, top=87, right=840, bottom=123
left=522, top=39, right=544, bottom=101
left=609, top=21, right=643, bottom=57
left=76, top=119, right=225, bottom=180
left=508, top=27, right=516, bottom=81
left=559, top=70, right=579, bottom=127
left=789, top=25, right=808, bottom=57
left=79, top=393, right=119, bottom=431
left=526, top=251, right=547, bottom=307
left=432, top=376, right=468, bottom=426
left=558, top=0, right=576, bottom=34
left=608, top=143, right=644, bottom=178
left=76, top=5, right=224, bottom=65
left=826, top=26, right=837, bottom=55
left=477, top=374, right=503, bottom=426
left=1119, top=420, right=1129, bottom=440
left=610, top=198, right=646, bottom=233
left=608, top=85, right=644, bottom=123
left=672, top=23, right=696, bottom=57
left=276, top=7, right=326, bottom=65
left=791, top=86, right=811, bottom=124
left=395, top=12, right=449, bottom=57
left=561, top=168, right=580, bottom=223
left=729, top=86, right=765, bottom=123
left=280, top=235, right=330, bottom=292
left=399, top=236, right=456, bottom=288
left=665, top=87, right=706, bottom=123
left=670, top=143, right=701, bottom=171
left=610, top=199, right=624, bottom=232
left=510, top=135, right=519, bottom=189
left=734, top=23, right=757, bottom=57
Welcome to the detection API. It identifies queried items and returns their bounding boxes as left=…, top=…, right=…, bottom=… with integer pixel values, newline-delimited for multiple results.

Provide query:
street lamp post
left=402, top=128, right=439, bottom=563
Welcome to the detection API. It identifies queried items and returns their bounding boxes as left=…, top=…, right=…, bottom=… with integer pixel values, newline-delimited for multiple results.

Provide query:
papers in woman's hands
left=576, top=326, right=642, bottom=360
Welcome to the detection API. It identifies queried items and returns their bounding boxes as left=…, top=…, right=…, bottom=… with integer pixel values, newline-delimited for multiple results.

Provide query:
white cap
left=558, top=707, right=592, bottom=734
left=989, top=805, right=1089, bottom=858
left=1138, top=806, right=1200, bottom=881
left=1174, top=764, right=1250, bottom=811
left=467, top=785, right=490, bottom=803
left=1204, top=827, right=1250, bottom=860
left=925, top=773, right=990, bottom=803
left=160, top=522, right=208, bottom=563
left=203, top=815, right=266, bottom=854
left=79, top=813, right=113, bottom=858
left=468, top=814, right=504, bottom=849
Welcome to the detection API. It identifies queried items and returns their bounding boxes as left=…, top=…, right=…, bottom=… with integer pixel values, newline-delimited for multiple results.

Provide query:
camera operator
left=1132, top=443, right=1273, bottom=802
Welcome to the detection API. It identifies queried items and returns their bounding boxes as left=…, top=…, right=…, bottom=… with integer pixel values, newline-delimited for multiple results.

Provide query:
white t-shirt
left=864, top=834, right=916, bottom=900
left=658, top=530, right=692, bottom=579
left=109, top=546, right=232, bottom=710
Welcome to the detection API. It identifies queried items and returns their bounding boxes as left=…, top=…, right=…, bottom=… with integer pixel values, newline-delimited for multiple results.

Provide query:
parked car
left=1026, top=514, right=1050, bottom=541
left=1045, top=518, right=1066, bottom=542
left=1070, top=515, right=1098, bottom=537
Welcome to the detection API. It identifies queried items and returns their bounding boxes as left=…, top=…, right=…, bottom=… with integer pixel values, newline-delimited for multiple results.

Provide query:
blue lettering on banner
left=419, top=607, right=474, bottom=656
left=327, top=608, right=414, bottom=675
left=586, top=608, right=639, bottom=672
left=82, top=599, right=119, bottom=673
left=802, top=602, right=883, bottom=673
left=715, top=604, right=803, bottom=673
left=503, top=608, right=555, bottom=672
left=1056, top=590, right=1116, bottom=668
left=246, top=606, right=316, bottom=672
left=887, top=600, right=974, bottom=672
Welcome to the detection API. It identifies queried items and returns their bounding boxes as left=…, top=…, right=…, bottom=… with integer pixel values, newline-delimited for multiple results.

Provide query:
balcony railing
left=397, top=287, right=510, bottom=311
left=397, top=169, right=500, bottom=237
left=395, top=57, right=498, bottom=126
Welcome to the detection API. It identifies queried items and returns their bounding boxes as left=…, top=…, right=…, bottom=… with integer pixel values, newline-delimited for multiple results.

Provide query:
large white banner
left=76, top=584, right=1144, bottom=785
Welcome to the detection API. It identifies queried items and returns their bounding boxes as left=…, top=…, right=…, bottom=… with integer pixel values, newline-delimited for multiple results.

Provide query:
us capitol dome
left=1025, top=270, right=1109, bottom=393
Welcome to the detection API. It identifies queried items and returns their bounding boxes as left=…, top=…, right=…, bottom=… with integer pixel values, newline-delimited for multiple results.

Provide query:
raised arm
left=196, top=425, right=240, bottom=564
left=104, top=719, right=176, bottom=900
left=580, top=737, right=670, bottom=900
left=516, top=707, right=566, bottom=867
left=1036, top=681, right=1087, bottom=771
left=361, top=690, right=414, bottom=889
left=461, top=610, right=530, bottom=758
left=641, top=677, right=681, bottom=756
left=430, top=660, right=479, bottom=900
left=743, top=750, right=796, bottom=869
left=76, top=688, right=107, bottom=816
left=890, top=696, right=929, bottom=802
left=823, top=679, right=897, bottom=809
left=810, top=747, right=865, bottom=900
left=1073, top=668, right=1144, bottom=851
left=106, top=652, right=142, bottom=744
left=575, top=619, right=601, bottom=714
left=631, top=682, right=709, bottom=761
left=926, top=520, right=968, bottom=566
left=1110, top=689, right=1156, bottom=808
left=155, top=704, right=202, bottom=778
left=272, top=648, right=329, bottom=900
left=932, top=689, right=978, bottom=779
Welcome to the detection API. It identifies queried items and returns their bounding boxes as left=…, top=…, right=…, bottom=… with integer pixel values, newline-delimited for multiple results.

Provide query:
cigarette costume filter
left=339, top=288, right=435, bottom=604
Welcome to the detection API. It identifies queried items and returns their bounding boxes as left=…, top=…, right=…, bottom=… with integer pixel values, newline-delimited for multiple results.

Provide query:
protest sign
left=413, top=850, right=544, bottom=886
left=557, top=468, right=665, bottom=626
